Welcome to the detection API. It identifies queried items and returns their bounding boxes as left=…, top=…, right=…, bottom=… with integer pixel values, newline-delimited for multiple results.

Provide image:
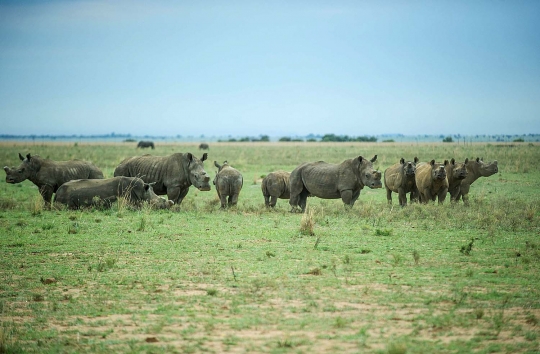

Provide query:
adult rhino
left=137, top=141, right=155, bottom=149
left=261, top=170, right=290, bottom=208
left=384, top=157, right=419, bottom=206
left=213, top=161, right=243, bottom=209
left=3, top=153, right=104, bottom=205
left=55, top=177, right=174, bottom=210
left=415, top=160, right=448, bottom=204
left=452, top=157, right=498, bottom=204
left=289, top=155, right=382, bottom=212
left=199, top=143, right=209, bottom=150
left=445, top=158, right=469, bottom=202
left=113, top=152, right=211, bottom=206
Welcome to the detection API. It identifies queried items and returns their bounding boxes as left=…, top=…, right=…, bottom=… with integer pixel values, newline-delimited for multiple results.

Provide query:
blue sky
left=1, top=0, right=539, bottom=137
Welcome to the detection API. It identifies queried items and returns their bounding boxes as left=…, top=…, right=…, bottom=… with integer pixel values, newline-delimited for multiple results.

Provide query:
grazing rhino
left=453, top=157, right=498, bottom=204
left=54, top=177, right=174, bottom=210
left=445, top=158, right=469, bottom=202
left=113, top=152, right=211, bottom=206
left=3, top=153, right=104, bottom=205
left=261, top=170, right=291, bottom=207
left=289, top=155, right=382, bottom=212
left=384, top=157, right=419, bottom=206
left=415, top=160, right=448, bottom=204
left=213, top=161, right=243, bottom=209
left=199, top=143, right=209, bottom=150
left=137, top=141, right=155, bottom=149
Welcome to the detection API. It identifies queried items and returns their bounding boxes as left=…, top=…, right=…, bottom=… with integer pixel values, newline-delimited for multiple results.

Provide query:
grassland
left=1, top=141, right=539, bottom=353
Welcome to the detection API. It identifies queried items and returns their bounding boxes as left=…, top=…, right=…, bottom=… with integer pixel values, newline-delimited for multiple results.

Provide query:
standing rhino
left=113, top=152, right=211, bottom=206
left=199, top=143, right=209, bottom=150
left=261, top=171, right=291, bottom=207
left=415, top=160, right=448, bottom=204
left=384, top=157, right=419, bottom=206
left=453, top=157, right=498, bottom=204
left=137, top=141, right=155, bottom=149
left=54, top=177, right=174, bottom=210
left=445, top=158, right=469, bottom=202
left=3, top=153, right=104, bottom=205
left=213, top=161, right=243, bottom=209
left=289, top=155, right=382, bottom=212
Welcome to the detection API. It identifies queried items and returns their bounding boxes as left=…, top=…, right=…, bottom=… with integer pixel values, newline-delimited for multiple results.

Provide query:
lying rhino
left=445, top=158, right=469, bottom=202
left=137, top=141, right=155, bottom=149
left=415, top=160, right=448, bottom=204
left=3, top=153, right=104, bottom=205
left=55, top=176, right=174, bottom=210
left=289, top=155, right=382, bottom=212
left=213, top=161, right=243, bottom=209
left=199, top=143, right=209, bottom=150
left=453, top=157, right=498, bottom=204
left=261, top=170, right=291, bottom=207
left=384, top=157, right=419, bottom=206
left=113, top=152, right=211, bottom=206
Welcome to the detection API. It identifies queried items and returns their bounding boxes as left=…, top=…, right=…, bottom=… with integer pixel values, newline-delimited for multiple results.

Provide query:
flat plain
left=1, top=141, right=539, bottom=353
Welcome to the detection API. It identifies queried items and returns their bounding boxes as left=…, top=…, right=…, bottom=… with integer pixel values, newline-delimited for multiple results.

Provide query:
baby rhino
left=261, top=171, right=291, bottom=207
left=384, top=157, right=419, bottom=206
left=213, top=161, right=243, bottom=209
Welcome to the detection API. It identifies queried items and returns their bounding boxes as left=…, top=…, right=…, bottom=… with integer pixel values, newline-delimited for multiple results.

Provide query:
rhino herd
left=3, top=151, right=498, bottom=211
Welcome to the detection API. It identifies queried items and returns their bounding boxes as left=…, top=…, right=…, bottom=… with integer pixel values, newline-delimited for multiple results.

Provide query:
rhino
left=3, top=153, right=104, bottom=205
left=54, top=176, right=174, bottom=210
left=445, top=158, right=469, bottom=202
left=384, top=157, right=419, bottom=206
left=213, top=161, right=243, bottom=209
left=137, top=141, right=155, bottom=149
left=289, top=155, right=382, bottom=212
left=452, top=157, right=498, bottom=204
left=415, top=160, right=448, bottom=204
left=113, top=152, right=211, bottom=206
left=261, top=170, right=291, bottom=207
left=199, top=143, right=209, bottom=150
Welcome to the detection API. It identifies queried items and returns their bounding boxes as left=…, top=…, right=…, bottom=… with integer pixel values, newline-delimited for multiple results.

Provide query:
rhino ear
left=414, top=157, right=419, bottom=163
left=214, top=161, right=221, bottom=169
left=476, top=157, right=480, bottom=162
left=444, top=160, right=449, bottom=166
left=450, top=158, right=455, bottom=165
left=186, top=153, right=193, bottom=162
left=464, top=158, right=469, bottom=164
left=430, top=160, right=435, bottom=166
left=357, top=156, right=364, bottom=163
left=400, top=158, right=405, bottom=165
left=370, top=155, right=377, bottom=163
left=201, top=153, right=208, bottom=161
left=481, top=157, right=484, bottom=161
left=3, top=166, right=9, bottom=173
left=26, top=153, right=32, bottom=161
left=19, top=153, right=24, bottom=161
left=144, top=183, right=150, bottom=191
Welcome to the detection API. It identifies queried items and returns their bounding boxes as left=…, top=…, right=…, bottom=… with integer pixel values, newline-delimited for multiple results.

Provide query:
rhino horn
left=201, top=153, right=208, bottom=161
left=370, top=155, right=377, bottom=163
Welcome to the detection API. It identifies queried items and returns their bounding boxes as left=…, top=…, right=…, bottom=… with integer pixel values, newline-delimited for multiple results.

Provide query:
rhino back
left=114, top=155, right=184, bottom=192
left=263, top=171, right=290, bottom=198
left=415, top=163, right=433, bottom=191
left=36, top=160, right=103, bottom=191
left=300, top=162, right=342, bottom=199
left=384, top=163, right=405, bottom=192
left=216, top=168, right=243, bottom=194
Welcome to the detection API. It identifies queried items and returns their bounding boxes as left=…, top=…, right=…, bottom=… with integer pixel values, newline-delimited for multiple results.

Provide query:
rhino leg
left=263, top=194, right=271, bottom=207
left=168, top=186, right=189, bottom=205
left=219, top=193, right=228, bottom=209
left=340, top=189, right=354, bottom=208
left=228, top=194, right=239, bottom=207
left=39, top=185, right=54, bottom=207
left=398, top=188, right=407, bottom=207
left=437, top=188, right=448, bottom=204
left=386, top=187, right=393, bottom=205
left=269, top=195, right=278, bottom=208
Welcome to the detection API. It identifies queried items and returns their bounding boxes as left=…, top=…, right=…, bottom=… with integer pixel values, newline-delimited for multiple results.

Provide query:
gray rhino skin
left=384, top=157, right=419, bottom=206
left=113, top=152, right=211, bottom=206
left=3, top=153, right=104, bottom=205
left=445, top=158, right=469, bottom=202
left=261, top=170, right=291, bottom=207
left=415, top=160, right=448, bottom=204
left=199, top=143, right=209, bottom=150
left=453, top=157, right=498, bottom=204
left=213, top=161, right=243, bottom=208
left=289, top=155, right=382, bottom=212
left=55, top=176, right=174, bottom=210
left=137, top=141, right=154, bottom=149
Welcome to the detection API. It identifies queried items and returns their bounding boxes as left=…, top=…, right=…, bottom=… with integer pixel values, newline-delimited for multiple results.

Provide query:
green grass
left=0, top=141, right=539, bottom=353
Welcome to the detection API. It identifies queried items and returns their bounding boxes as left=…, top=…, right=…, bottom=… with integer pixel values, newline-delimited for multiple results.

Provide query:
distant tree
left=239, top=137, right=250, bottom=142
left=292, top=138, right=304, bottom=142
left=442, top=136, right=454, bottom=143
left=513, top=138, right=524, bottom=142
left=259, top=135, right=270, bottom=142
left=279, top=137, right=292, bottom=142
left=307, top=138, right=317, bottom=142
left=382, top=139, right=395, bottom=143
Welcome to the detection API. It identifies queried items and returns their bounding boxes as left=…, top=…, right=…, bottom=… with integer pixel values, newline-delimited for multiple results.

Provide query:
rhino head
left=4, top=153, right=38, bottom=184
left=476, top=157, right=498, bottom=176
left=187, top=153, right=211, bottom=191
left=358, top=155, right=382, bottom=189
left=401, top=157, right=418, bottom=177
left=430, top=160, right=447, bottom=181
left=449, top=158, right=468, bottom=180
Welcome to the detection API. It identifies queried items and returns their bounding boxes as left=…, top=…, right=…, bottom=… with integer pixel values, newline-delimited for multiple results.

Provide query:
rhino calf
left=55, top=177, right=174, bottom=210
left=137, top=141, right=155, bottom=149
left=384, top=157, right=419, bottom=206
left=4, top=153, right=104, bottom=205
left=415, top=160, right=448, bottom=204
left=454, top=157, right=498, bottom=204
left=445, top=158, right=469, bottom=202
left=261, top=171, right=291, bottom=207
left=289, top=155, right=382, bottom=212
left=213, top=161, right=243, bottom=209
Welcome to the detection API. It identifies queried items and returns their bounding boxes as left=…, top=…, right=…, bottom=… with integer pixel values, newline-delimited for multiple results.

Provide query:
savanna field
left=1, top=141, right=539, bottom=354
